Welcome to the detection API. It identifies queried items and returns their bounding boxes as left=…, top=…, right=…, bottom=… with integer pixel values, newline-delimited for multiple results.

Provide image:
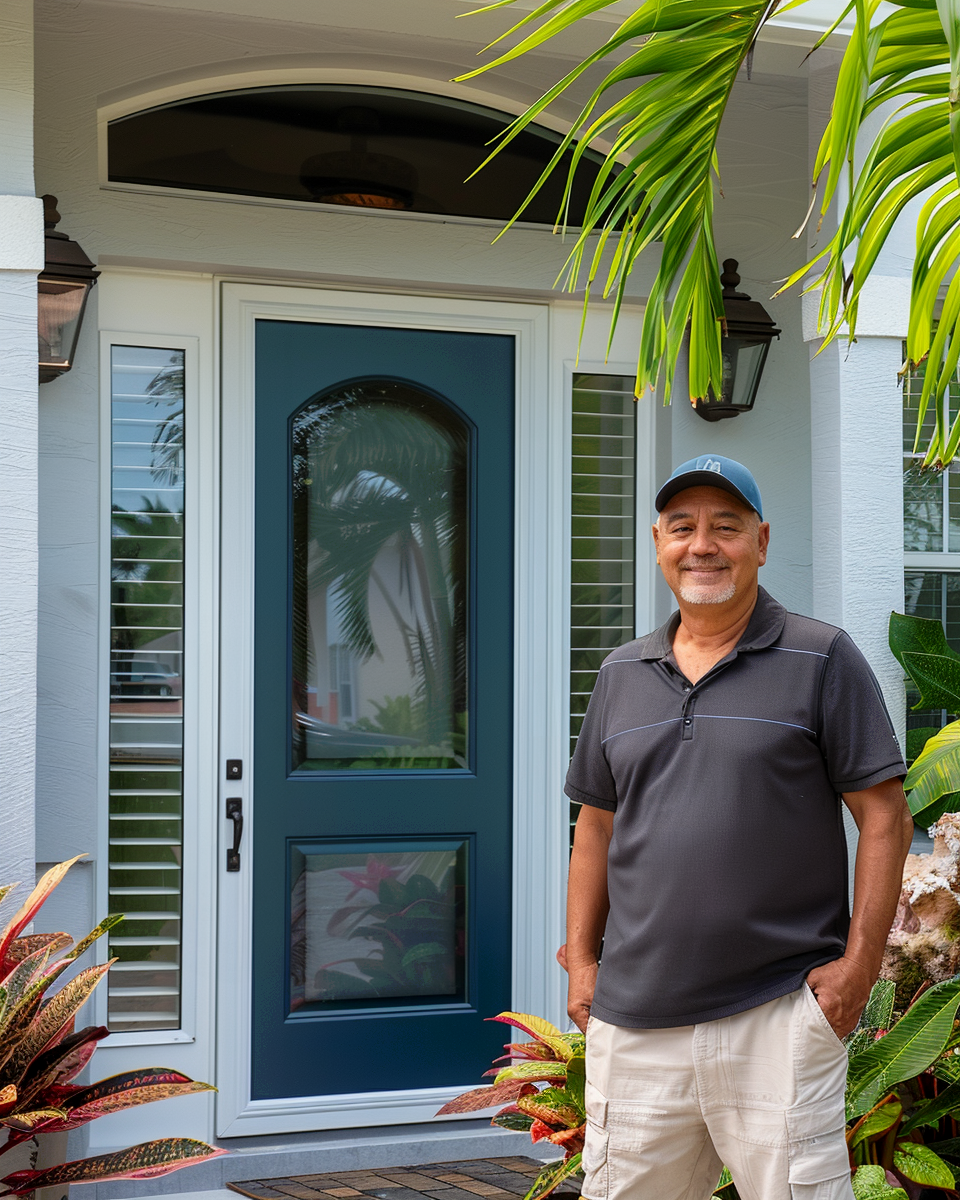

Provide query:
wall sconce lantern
left=694, top=259, right=781, bottom=422
left=38, top=195, right=99, bottom=384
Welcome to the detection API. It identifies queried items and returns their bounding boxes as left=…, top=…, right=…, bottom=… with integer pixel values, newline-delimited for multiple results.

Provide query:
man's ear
left=651, top=522, right=660, bottom=564
left=758, top=521, right=770, bottom=566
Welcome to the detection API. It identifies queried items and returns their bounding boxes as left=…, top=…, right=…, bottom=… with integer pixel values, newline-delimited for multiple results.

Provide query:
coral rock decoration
left=884, top=815, right=960, bottom=1005
left=437, top=1012, right=585, bottom=1200
left=0, top=856, right=226, bottom=1195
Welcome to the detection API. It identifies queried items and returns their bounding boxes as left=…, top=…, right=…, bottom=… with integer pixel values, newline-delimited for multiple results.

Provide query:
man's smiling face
left=652, top=485, right=770, bottom=608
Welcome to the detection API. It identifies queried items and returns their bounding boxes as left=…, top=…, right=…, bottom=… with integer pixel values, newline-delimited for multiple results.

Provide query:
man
left=564, top=455, right=913, bottom=1200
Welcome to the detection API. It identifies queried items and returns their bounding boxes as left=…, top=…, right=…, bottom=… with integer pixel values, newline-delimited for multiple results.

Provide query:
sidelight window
left=106, top=345, right=185, bottom=1031
left=569, top=374, right=638, bottom=845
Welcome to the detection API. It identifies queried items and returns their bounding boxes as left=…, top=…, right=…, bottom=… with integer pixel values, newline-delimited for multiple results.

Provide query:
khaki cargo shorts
left=582, top=984, right=852, bottom=1200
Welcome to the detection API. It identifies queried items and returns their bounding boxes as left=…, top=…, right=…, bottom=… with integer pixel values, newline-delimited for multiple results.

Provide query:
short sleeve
left=818, top=631, right=906, bottom=793
left=565, top=669, right=618, bottom=811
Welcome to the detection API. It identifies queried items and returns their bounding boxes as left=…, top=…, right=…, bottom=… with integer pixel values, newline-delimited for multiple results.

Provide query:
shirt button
left=683, top=685, right=691, bottom=692
left=684, top=718, right=692, bottom=725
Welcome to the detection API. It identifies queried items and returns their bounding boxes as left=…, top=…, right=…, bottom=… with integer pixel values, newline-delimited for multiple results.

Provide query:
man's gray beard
left=678, top=580, right=737, bottom=605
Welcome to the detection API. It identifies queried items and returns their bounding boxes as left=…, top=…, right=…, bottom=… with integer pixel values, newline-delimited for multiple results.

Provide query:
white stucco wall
left=0, top=0, right=42, bottom=919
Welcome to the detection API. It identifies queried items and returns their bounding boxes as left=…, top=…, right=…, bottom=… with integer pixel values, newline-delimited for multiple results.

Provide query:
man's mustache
left=678, top=557, right=731, bottom=571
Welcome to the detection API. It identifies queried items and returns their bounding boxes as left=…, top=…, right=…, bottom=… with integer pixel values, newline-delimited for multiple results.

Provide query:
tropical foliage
left=449, top=984, right=960, bottom=1200
left=458, top=0, right=960, bottom=464
left=0, top=856, right=224, bottom=1195
left=890, top=610, right=960, bottom=824
left=437, top=1011, right=585, bottom=1200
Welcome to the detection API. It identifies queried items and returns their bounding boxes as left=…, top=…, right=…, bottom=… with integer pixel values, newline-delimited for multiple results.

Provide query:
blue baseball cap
left=655, top=454, right=763, bottom=519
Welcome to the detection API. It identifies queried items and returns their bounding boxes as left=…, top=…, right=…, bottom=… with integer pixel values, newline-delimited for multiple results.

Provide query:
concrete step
left=89, top=1121, right=561, bottom=1200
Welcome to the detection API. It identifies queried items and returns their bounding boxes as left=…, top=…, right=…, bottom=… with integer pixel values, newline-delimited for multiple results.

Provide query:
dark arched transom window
left=107, top=85, right=610, bottom=224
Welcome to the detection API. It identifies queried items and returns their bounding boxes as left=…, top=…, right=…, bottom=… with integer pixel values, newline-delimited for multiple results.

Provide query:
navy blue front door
left=251, top=320, right=515, bottom=1099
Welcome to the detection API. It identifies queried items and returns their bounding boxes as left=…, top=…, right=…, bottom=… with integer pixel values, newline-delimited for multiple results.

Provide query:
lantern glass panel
left=38, top=279, right=90, bottom=373
left=721, top=336, right=769, bottom=411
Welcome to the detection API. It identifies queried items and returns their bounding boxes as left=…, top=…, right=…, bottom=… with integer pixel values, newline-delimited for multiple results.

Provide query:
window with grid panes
left=108, top=346, right=185, bottom=1031
left=569, top=375, right=637, bottom=847
left=903, top=357, right=960, bottom=817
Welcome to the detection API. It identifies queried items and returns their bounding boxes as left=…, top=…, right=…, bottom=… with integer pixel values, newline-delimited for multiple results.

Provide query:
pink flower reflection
left=339, top=856, right=403, bottom=900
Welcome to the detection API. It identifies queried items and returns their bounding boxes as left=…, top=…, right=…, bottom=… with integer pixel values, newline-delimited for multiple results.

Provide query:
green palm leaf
left=780, top=0, right=960, bottom=467
left=456, top=0, right=782, bottom=405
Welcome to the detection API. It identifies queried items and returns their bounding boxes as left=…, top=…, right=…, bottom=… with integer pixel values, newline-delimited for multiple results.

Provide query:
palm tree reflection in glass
left=291, top=381, right=469, bottom=771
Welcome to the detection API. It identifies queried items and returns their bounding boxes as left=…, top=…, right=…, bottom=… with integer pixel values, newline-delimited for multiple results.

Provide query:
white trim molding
left=216, top=283, right=561, bottom=1137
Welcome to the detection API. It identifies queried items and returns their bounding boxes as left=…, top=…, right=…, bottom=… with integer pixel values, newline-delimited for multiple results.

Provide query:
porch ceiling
left=76, top=0, right=870, bottom=46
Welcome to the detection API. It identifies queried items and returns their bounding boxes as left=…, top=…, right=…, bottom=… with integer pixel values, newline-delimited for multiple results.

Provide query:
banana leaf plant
left=0, top=855, right=225, bottom=1196
left=456, top=0, right=960, bottom=467
left=436, top=1011, right=585, bottom=1200
left=889, top=610, right=960, bottom=825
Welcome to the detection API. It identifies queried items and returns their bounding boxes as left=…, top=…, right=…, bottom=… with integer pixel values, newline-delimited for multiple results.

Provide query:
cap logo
left=698, top=457, right=723, bottom=473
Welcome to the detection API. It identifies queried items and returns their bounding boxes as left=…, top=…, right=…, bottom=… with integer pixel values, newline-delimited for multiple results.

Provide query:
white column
left=807, top=327, right=906, bottom=733
left=0, top=0, right=43, bottom=910
left=805, top=45, right=909, bottom=734
left=806, top=51, right=910, bottom=899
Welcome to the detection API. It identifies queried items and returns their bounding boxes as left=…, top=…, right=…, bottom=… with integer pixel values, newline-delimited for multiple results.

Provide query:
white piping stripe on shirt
left=601, top=718, right=684, bottom=744
left=771, top=646, right=829, bottom=658
left=598, top=657, right=645, bottom=669
left=601, top=713, right=816, bottom=744
left=695, top=714, right=816, bottom=734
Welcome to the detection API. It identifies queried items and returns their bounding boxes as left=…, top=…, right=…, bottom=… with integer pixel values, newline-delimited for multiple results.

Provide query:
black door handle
left=226, top=798, right=243, bottom=871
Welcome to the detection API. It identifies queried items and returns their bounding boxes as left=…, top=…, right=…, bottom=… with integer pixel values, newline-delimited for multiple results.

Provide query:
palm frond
left=781, top=0, right=960, bottom=466
left=456, top=0, right=783, bottom=404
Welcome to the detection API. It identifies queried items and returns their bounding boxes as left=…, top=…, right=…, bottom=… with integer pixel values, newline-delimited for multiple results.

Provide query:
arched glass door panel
left=291, top=380, right=469, bottom=772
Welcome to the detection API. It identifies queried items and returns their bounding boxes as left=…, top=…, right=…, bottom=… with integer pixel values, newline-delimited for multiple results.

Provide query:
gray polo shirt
left=565, top=587, right=906, bottom=1029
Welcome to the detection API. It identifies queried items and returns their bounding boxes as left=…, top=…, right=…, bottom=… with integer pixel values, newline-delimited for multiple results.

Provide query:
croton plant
left=0, top=855, right=225, bottom=1196
left=442, top=979, right=960, bottom=1200
left=437, top=1012, right=585, bottom=1200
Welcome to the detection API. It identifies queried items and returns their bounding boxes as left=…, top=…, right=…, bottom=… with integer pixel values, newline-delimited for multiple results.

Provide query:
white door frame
left=216, top=282, right=565, bottom=1137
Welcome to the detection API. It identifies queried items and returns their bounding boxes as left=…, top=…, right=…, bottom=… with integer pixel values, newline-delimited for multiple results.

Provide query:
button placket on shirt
left=681, top=688, right=696, bottom=740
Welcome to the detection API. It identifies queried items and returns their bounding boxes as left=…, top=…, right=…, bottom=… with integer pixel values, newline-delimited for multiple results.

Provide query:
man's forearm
left=845, top=782, right=914, bottom=979
left=566, top=805, right=613, bottom=1030
left=807, top=776, right=913, bottom=1036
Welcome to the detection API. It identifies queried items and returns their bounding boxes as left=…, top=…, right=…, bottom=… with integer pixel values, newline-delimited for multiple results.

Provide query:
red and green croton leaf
left=486, top=1012, right=574, bottom=1062
left=0, top=1138, right=227, bottom=1195
left=490, top=1103, right=535, bottom=1132
left=436, top=1080, right=537, bottom=1115
left=0, top=857, right=86, bottom=976
left=0, top=961, right=112, bottom=1081
left=493, top=1060, right=567, bottom=1086
left=38, top=1069, right=215, bottom=1132
left=524, top=1154, right=583, bottom=1200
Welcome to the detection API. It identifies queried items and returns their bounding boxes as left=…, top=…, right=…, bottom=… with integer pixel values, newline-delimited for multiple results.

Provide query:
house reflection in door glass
left=289, top=842, right=467, bottom=1011
left=291, top=380, right=469, bottom=771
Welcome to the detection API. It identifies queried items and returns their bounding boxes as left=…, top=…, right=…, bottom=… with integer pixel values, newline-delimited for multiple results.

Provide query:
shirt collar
left=638, top=586, right=786, bottom=661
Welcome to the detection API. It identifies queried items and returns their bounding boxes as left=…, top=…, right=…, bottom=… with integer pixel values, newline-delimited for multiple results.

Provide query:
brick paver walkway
left=227, top=1156, right=579, bottom=1200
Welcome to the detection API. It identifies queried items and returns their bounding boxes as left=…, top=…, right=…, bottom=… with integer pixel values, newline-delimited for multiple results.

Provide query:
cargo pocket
left=582, top=1083, right=609, bottom=1200
left=786, top=1109, right=851, bottom=1199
